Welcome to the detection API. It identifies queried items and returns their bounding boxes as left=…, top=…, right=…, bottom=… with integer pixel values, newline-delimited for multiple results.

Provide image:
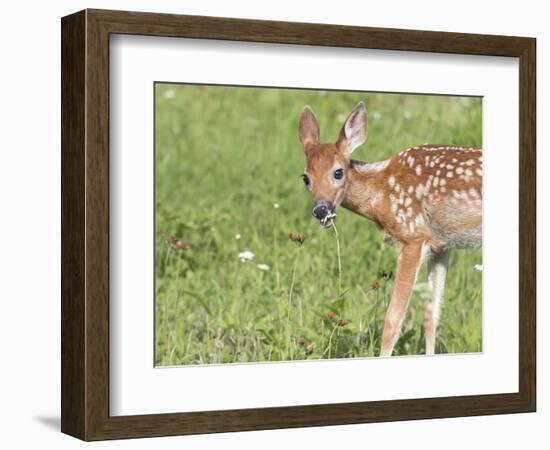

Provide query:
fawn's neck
left=341, top=159, right=388, bottom=225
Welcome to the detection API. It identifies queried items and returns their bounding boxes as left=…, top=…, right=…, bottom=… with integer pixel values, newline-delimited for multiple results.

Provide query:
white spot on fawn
left=388, top=176, right=396, bottom=187
left=469, top=188, right=479, bottom=199
left=415, top=184, right=425, bottom=199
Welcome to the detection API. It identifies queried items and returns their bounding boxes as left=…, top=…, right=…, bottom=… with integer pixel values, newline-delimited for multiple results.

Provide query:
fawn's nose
left=312, top=201, right=331, bottom=220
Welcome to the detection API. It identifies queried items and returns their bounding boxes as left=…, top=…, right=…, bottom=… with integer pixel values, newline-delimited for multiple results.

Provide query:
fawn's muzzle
left=312, top=200, right=336, bottom=227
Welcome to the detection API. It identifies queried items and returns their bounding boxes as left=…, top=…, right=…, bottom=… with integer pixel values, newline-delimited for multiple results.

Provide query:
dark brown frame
left=61, top=8, right=536, bottom=441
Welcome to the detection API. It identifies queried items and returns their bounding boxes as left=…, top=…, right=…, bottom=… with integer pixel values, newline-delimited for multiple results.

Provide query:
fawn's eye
left=334, top=168, right=344, bottom=180
left=302, top=174, right=311, bottom=187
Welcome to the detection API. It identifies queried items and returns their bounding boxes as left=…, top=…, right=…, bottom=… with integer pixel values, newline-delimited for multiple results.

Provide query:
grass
left=155, top=84, right=483, bottom=366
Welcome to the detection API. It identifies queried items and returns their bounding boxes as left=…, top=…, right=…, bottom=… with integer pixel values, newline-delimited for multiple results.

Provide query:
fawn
left=298, top=102, right=482, bottom=356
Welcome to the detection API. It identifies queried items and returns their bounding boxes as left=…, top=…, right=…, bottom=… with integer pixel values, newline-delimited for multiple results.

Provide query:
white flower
left=474, top=264, right=483, bottom=271
left=238, top=250, right=255, bottom=262
left=235, top=233, right=241, bottom=240
left=163, top=89, right=176, bottom=99
left=257, top=264, right=270, bottom=271
left=372, top=111, right=382, bottom=120
left=273, top=203, right=280, bottom=209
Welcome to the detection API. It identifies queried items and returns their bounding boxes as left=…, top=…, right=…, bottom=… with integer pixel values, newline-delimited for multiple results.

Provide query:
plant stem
left=332, top=223, right=342, bottom=297
left=288, top=245, right=302, bottom=319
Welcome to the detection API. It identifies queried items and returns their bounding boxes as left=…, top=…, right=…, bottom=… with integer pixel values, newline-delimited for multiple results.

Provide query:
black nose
left=312, top=202, right=330, bottom=220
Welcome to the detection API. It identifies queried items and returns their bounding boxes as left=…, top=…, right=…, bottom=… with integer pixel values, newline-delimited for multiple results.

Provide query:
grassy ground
left=155, top=84, right=482, bottom=366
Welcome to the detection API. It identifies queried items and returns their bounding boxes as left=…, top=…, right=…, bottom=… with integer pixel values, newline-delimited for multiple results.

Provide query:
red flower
left=326, top=311, right=334, bottom=320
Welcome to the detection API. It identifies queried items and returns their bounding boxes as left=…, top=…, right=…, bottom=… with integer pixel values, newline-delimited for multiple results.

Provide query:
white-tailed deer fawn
left=298, top=102, right=482, bottom=356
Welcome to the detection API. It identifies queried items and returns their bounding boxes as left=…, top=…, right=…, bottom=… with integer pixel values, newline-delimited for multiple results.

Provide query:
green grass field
left=155, top=84, right=482, bottom=365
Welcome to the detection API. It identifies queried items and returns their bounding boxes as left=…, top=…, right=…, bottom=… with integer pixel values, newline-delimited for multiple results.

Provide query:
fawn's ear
left=337, top=101, right=368, bottom=155
left=298, top=106, right=320, bottom=150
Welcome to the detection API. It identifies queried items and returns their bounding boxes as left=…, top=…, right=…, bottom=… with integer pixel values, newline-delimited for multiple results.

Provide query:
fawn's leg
left=380, top=242, right=428, bottom=356
left=424, top=249, right=450, bottom=355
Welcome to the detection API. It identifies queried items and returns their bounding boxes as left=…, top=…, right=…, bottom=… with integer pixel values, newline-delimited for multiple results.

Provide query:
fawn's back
left=354, top=144, right=482, bottom=252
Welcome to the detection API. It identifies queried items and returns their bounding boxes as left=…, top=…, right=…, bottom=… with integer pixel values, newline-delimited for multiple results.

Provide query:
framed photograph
left=61, top=9, right=536, bottom=440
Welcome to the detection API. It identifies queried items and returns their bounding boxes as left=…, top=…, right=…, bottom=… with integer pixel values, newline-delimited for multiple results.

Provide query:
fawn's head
left=298, top=102, right=368, bottom=228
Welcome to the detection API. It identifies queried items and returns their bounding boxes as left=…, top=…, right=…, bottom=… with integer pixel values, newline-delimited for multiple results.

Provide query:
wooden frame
left=61, top=8, right=536, bottom=441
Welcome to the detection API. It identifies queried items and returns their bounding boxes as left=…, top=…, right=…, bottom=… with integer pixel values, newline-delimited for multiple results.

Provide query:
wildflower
left=238, top=250, right=255, bottom=262
left=326, top=311, right=334, bottom=320
left=370, top=279, right=380, bottom=291
left=163, top=89, right=176, bottom=99
left=257, top=264, right=270, bottom=271
left=169, top=235, right=192, bottom=251
left=273, top=203, right=280, bottom=209
left=288, top=233, right=306, bottom=245
left=235, top=233, right=241, bottom=240
left=474, top=264, right=483, bottom=271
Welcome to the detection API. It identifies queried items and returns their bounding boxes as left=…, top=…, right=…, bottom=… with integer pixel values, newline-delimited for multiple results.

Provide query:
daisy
left=238, top=250, right=255, bottom=262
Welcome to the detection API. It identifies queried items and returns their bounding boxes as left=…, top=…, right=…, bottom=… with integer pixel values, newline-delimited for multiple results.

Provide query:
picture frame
left=61, top=8, right=536, bottom=441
